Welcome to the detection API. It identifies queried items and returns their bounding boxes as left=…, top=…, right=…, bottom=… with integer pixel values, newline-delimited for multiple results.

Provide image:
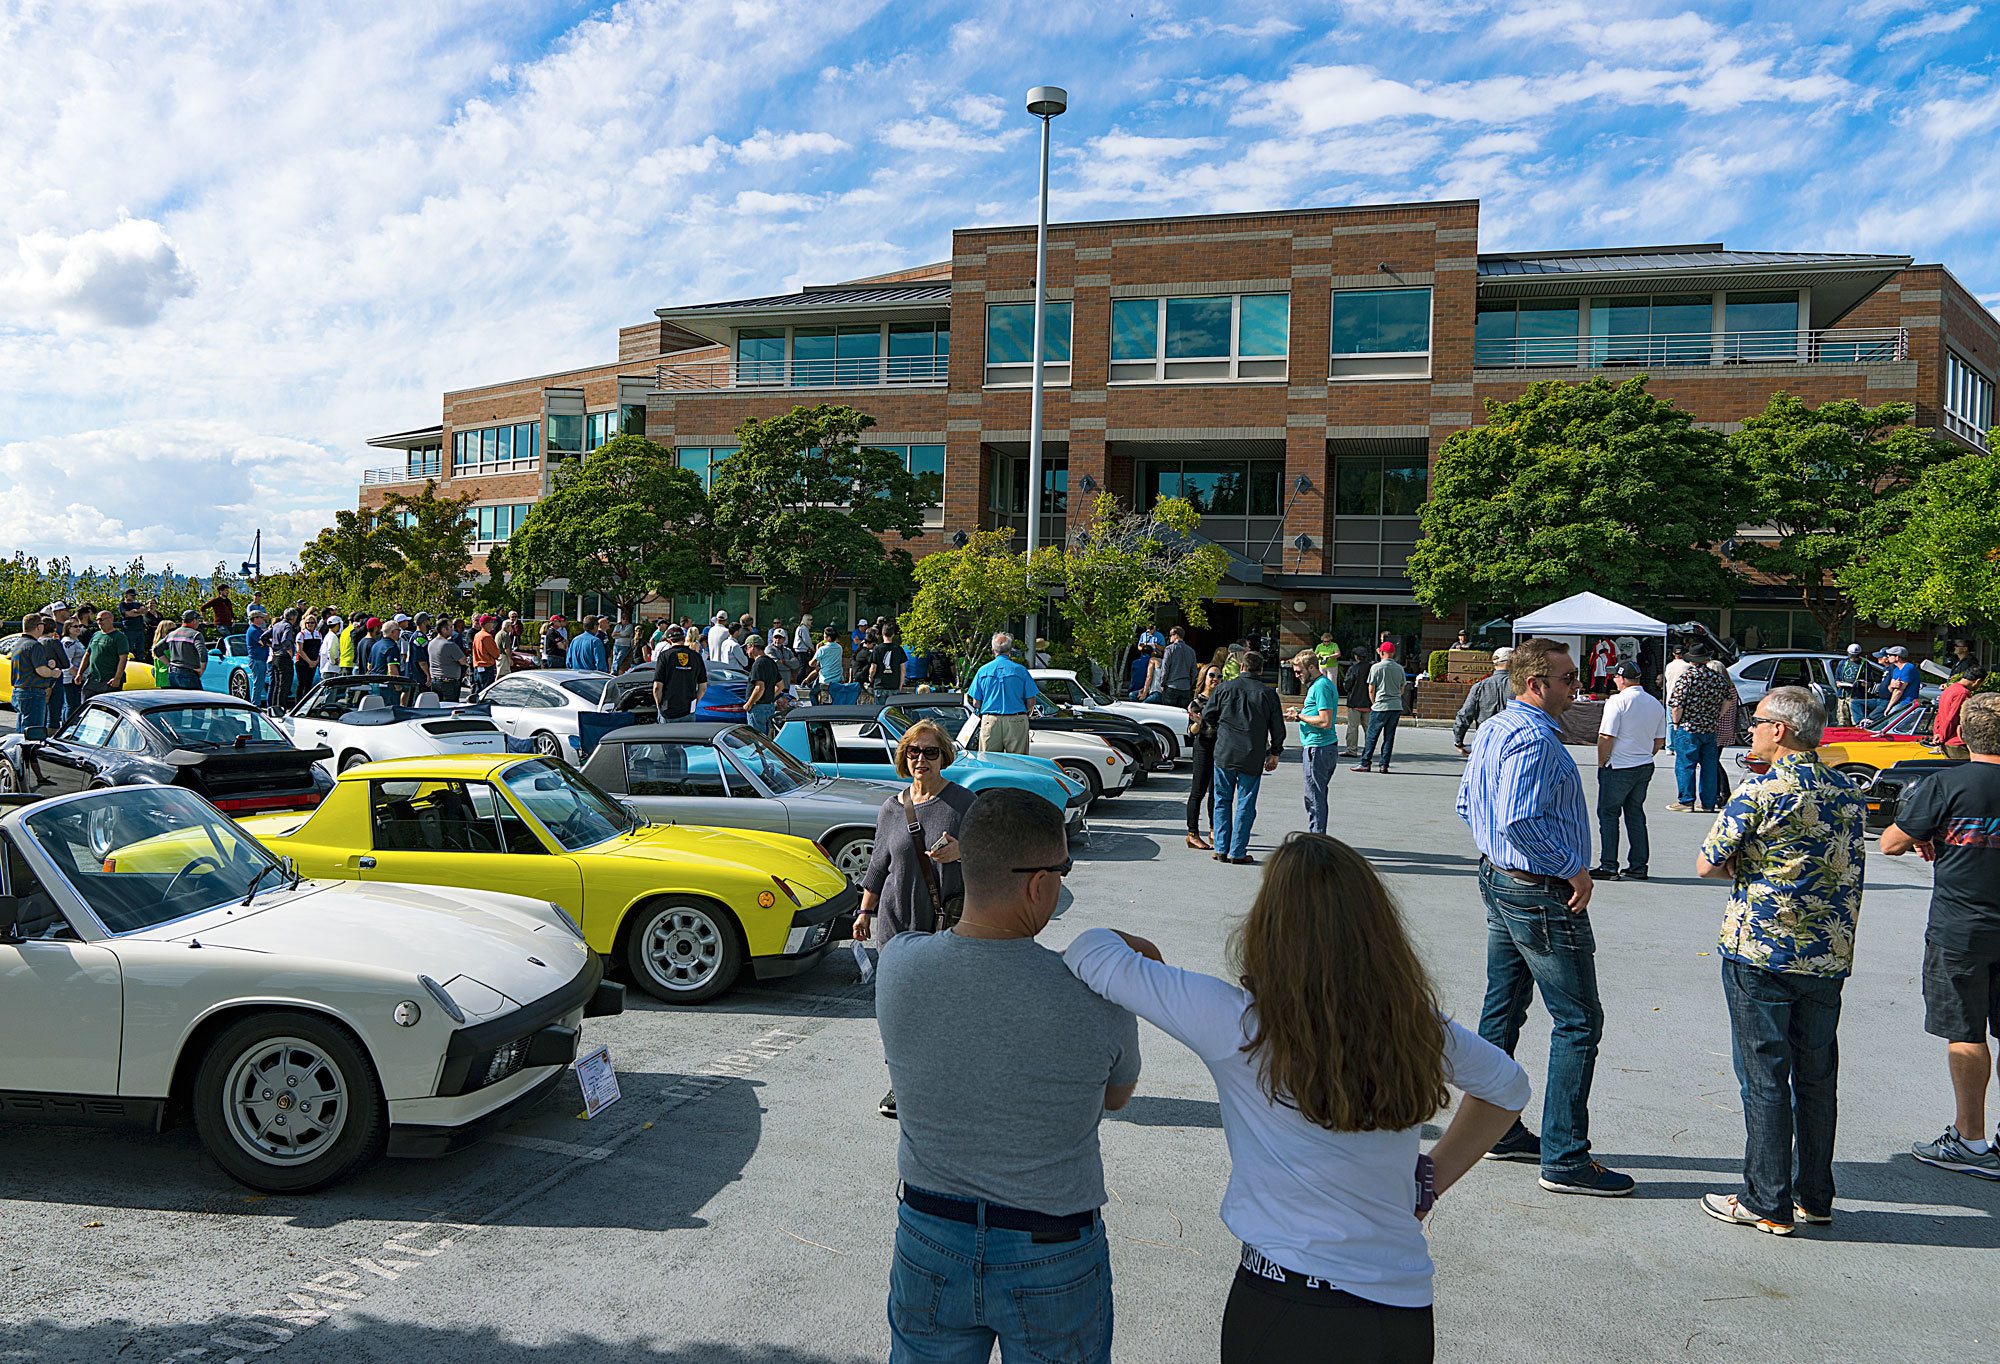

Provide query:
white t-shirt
left=706, top=621, right=732, bottom=660
left=1662, top=658, right=1691, bottom=700
left=1599, top=685, right=1669, bottom=769
left=1064, top=928, right=1529, bottom=1309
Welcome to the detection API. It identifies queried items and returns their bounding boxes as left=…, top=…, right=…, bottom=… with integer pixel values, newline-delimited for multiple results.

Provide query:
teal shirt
left=1299, top=676, right=1340, bottom=747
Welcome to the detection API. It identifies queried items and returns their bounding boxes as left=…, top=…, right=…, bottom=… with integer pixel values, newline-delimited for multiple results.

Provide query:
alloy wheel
left=643, top=906, right=724, bottom=992
left=220, top=1036, right=351, bottom=1166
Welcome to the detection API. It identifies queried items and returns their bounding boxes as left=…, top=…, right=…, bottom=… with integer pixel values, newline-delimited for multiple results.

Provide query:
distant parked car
left=1728, top=651, right=1939, bottom=713
left=273, top=674, right=508, bottom=776
left=1862, top=755, right=1969, bottom=835
left=1031, top=668, right=1188, bottom=764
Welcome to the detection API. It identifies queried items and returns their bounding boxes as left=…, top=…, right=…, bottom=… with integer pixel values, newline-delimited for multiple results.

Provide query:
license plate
left=572, top=1045, right=621, bottom=1118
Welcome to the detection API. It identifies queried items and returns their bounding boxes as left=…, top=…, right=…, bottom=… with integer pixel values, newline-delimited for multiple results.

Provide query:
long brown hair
left=1228, top=834, right=1448, bottom=1132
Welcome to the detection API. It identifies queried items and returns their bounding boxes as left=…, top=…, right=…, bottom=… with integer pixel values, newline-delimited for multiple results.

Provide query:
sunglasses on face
left=1011, top=857, right=1073, bottom=878
left=1746, top=715, right=1782, bottom=729
left=905, top=745, right=945, bottom=761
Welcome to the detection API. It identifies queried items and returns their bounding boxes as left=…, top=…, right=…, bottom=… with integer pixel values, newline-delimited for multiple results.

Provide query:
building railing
left=1473, top=327, right=1909, bottom=369
left=656, top=355, right=950, bottom=390
left=362, top=462, right=441, bottom=485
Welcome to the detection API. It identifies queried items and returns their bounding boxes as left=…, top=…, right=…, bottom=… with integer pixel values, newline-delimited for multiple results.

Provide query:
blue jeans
left=748, top=702, right=776, bottom=735
left=470, top=666, right=494, bottom=700
left=1671, top=729, right=1720, bottom=807
left=14, top=686, right=50, bottom=741
left=1302, top=745, right=1338, bottom=834
left=1360, top=710, right=1400, bottom=767
left=169, top=667, right=201, bottom=691
left=1722, top=959, right=1843, bottom=1223
left=1596, top=764, right=1653, bottom=872
left=1476, top=864, right=1604, bottom=1174
left=249, top=658, right=270, bottom=707
left=889, top=1200, right=1112, bottom=1364
left=1212, top=767, right=1262, bottom=860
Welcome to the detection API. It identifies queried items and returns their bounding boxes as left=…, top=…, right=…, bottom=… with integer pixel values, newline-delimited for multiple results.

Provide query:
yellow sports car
left=1812, top=735, right=1948, bottom=781
left=236, top=753, right=855, bottom=1003
left=0, top=631, right=154, bottom=705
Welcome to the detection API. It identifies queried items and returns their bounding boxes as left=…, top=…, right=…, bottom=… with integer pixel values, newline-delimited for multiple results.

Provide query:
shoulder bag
left=900, top=787, right=964, bottom=933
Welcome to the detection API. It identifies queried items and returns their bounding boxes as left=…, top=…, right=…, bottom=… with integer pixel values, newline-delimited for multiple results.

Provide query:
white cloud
left=3, top=218, right=196, bottom=327
left=879, top=115, right=1020, bottom=153
left=735, top=128, right=851, bottom=162
left=1880, top=4, right=1979, bottom=46
left=730, top=189, right=822, bottom=214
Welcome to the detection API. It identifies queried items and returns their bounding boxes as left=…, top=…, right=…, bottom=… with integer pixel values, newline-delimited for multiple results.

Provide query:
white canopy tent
left=1510, top=591, right=1669, bottom=640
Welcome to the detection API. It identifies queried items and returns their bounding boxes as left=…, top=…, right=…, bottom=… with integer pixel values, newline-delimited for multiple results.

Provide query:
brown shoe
left=1186, top=832, right=1213, bottom=851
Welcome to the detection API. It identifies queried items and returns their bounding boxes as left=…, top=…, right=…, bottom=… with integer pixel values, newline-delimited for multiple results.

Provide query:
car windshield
left=501, top=758, right=638, bottom=851
left=23, top=787, right=283, bottom=934
left=1073, top=677, right=1116, bottom=706
left=718, top=726, right=818, bottom=795
left=148, top=704, right=291, bottom=749
left=885, top=702, right=967, bottom=732
left=561, top=677, right=609, bottom=704
left=708, top=665, right=748, bottom=686
left=311, top=677, right=421, bottom=713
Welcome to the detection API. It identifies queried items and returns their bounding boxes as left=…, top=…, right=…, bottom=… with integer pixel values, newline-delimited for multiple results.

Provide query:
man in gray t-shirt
left=876, top=787, right=1138, bottom=1362
left=1356, top=642, right=1409, bottom=773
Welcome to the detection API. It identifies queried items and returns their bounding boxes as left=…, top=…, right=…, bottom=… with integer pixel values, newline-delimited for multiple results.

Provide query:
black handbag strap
left=900, top=787, right=946, bottom=929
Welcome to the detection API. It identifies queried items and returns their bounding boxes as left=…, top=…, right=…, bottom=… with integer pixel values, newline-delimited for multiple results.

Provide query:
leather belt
left=1480, top=858, right=1569, bottom=892
left=900, top=1184, right=1097, bottom=1239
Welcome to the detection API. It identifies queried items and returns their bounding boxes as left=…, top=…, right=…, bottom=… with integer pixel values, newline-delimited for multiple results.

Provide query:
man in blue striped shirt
left=1456, top=637, right=1633, bottom=1198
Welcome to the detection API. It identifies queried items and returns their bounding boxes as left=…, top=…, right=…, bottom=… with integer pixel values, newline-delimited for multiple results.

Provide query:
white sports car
left=1031, top=668, right=1191, bottom=764
left=0, top=784, right=624, bottom=1192
left=477, top=669, right=644, bottom=764
left=277, top=675, right=509, bottom=775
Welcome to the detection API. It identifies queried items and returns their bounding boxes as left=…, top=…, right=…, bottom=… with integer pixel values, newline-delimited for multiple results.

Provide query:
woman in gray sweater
left=855, top=718, right=977, bottom=1119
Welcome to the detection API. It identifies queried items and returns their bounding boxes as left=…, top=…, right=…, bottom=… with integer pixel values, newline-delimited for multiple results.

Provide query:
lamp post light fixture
left=1022, top=83, right=1067, bottom=651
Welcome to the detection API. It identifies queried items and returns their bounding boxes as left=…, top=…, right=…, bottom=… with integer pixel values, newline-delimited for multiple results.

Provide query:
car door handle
left=356, top=856, right=376, bottom=869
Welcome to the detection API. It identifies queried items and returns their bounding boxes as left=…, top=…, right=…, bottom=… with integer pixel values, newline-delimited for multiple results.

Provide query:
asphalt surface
left=1, top=712, right=1994, bottom=1363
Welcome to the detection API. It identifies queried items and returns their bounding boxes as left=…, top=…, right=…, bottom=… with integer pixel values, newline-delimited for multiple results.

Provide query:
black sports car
left=881, top=691, right=1166, bottom=777
left=1862, top=755, right=1969, bottom=834
left=0, top=690, right=331, bottom=814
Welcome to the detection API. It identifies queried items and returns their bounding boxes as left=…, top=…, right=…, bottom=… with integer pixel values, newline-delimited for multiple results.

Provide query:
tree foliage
left=1726, top=393, right=1960, bottom=641
left=1407, top=376, right=1752, bottom=617
left=1841, top=441, right=2000, bottom=637
left=1030, top=493, right=1230, bottom=682
left=299, top=508, right=400, bottom=593
left=0, top=555, right=242, bottom=622
left=505, top=435, right=715, bottom=619
left=899, top=529, right=1036, bottom=675
left=709, top=404, right=927, bottom=616
left=376, top=481, right=476, bottom=606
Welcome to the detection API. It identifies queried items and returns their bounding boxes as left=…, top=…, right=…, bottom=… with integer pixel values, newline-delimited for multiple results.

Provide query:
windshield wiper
left=240, top=863, right=282, bottom=906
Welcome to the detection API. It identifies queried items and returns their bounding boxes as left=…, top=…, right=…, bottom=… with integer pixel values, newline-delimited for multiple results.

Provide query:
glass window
left=495, top=424, right=513, bottom=460
left=1332, top=288, right=1431, bottom=355
left=1164, top=296, right=1232, bottom=359
left=737, top=327, right=786, bottom=384
left=718, top=726, right=818, bottom=796
left=1336, top=459, right=1383, bottom=515
left=547, top=413, right=582, bottom=454
left=1725, top=292, right=1797, bottom=340
left=908, top=444, right=945, bottom=507
left=481, top=427, right=497, bottom=461
left=623, top=742, right=731, bottom=798
left=1238, top=294, right=1289, bottom=358
left=1111, top=299, right=1157, bottom=361
left=67, top=707, right=120, bottom=747
left=1248, top=464, right=1281, bottom=516
left=501, top=759, right=636, bottom=851
left=1518, top=298, right=1579, bottom=339
left=835, top=326, right=882, bottom=385
left=985, top=302, right=1071, bottom=364
left=620, top=402, right=646, bottom=435
left=1381, top=460, right=1429, bottom=515
left=150, top=705, right=290, bottom=748
left=371, top=779, right=505, bottom=853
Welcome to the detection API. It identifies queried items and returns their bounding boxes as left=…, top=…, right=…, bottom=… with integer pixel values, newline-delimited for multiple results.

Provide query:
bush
left=1427, top=649, right=1451, bottom=679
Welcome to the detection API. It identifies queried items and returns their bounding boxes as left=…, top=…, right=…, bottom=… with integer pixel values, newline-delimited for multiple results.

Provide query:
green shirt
left=1299, top=676, right=1340, bottom=747
left=85, top=629, right=130, bottom=684
left=1313, top=642, right=1341, bottom=669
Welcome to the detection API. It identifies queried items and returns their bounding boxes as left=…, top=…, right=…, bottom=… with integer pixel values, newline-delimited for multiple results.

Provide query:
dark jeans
left=1213, top=767, right=1262, bottom=860
left=1476, top=864, right=1604, bottom=1174
left=432, top=678, right=462, bottom=702
left=470, top=666, right=495, bottom=700
left=1722, top=958, right=1843, bottom=1222
left=1302, top=745, right=1338, bottom=834
left=1187, top=732, right=1215, bottom=834
left=888, top=1200, right=1111, bottom=1364
left=1221, top=1266, right=1433, bottom=1364
left=1158, top=685, right=1191, bottom=707
left=1672, top=729, right=1720, bottom=807
left=14, top=686, right=50, bottom=741
left=1596, top=764, right=1653, bottom=872
left=168, top=667, right=200, bottom=691
left=1360, top=710, right=1400, bottom=767
left=53, top=682, right=82, bottom=731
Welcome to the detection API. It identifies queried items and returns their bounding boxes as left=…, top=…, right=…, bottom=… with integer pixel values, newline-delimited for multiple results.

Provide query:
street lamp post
left=1022, top=84, right=1066, bottom=658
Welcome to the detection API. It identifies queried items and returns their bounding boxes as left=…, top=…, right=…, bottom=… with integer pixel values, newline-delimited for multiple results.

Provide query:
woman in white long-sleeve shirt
left=1065, top=833, right=1530, bottom=1363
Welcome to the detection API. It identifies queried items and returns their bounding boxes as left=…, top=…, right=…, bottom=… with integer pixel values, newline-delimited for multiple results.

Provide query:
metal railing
left=362, top=462, right=441, bottom=485
left=656, top=355, right=950, bottom=391
left=1473, top=327, right=1908, bottom=369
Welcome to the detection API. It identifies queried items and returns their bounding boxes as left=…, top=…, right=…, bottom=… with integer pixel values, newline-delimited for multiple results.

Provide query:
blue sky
left=2, top=0, right=1995, bottom=565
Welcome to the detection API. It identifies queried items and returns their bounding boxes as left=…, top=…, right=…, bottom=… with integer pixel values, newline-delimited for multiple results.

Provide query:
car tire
left=1145, top=725, right=1181, bottom=764
left=192, top=1011, right=386, bottom=1193
left=337, top=750, right=370, bottom=773
left=228, top=670, right=251, bottom=701
left=623, top=898, right=745, bottom=1004
left=1055, top=760, right=1103, bottom=804
left=532, top=730, right=568, bottom=763
left=1836, top=763, right=1878, bottom=782
left=0, top=758, right=16, bottom=794
left=823, top=831, right=876, bottom=889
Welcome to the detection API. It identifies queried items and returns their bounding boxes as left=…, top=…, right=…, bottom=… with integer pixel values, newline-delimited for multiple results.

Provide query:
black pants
left=1187, top=731, right=1215, bottom=833
left=1222, top=1266, right=1434, bottom=1364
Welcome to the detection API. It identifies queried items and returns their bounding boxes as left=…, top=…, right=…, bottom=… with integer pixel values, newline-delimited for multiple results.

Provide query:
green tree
left=1407, top=376, right=1752, bottom=617
left=300, top=508, right=403, bottom=596
left=900, top=529, right=1036, bottom=677
left=1728, top=393, right=1960, bottom=642
left=1841, top=442, right=2000, bottom=638
left=505, top=434, right=715, bottom=622
left=709, top=404, right=927, bottom=617
left=376, top=480, right=476, bottom=607
left=1029, top=492, right=1229, bottom=683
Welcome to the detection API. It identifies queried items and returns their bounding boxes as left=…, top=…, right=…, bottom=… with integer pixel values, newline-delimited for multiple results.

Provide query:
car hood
left=586, top=823, right=847, bottom=902
left=957, top=752, right=1081, bottom=796
left=159, top=881, right=588, bottom=1019
left=794, top=776, right=902, bottom=808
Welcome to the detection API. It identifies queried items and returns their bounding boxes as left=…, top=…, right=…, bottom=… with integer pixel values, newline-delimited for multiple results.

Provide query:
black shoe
left=1483, top=1124, right=1542, bottom=1163
left=1229, top=855, right=1257, bottom=866
left=1588, top=865, right=1621, bottom=881
left=878, top=1089, right=897, bottom=1120
left=1539, top=1162, right=1636, bottom=1197
left=1623, top=868, right=1648, bottom=881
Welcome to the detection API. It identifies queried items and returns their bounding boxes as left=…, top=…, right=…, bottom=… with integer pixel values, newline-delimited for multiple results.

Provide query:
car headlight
left=546, top=900, right=586, bottom=941
left=419, top=974, right=465, bottom=1023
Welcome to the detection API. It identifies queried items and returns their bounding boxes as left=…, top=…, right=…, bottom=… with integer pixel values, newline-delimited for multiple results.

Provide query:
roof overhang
left=1478, top=257, right=1911, bottom=328
left=655, top=294, right=952, bottom=346
left=365, top=424, right=443, bottom=451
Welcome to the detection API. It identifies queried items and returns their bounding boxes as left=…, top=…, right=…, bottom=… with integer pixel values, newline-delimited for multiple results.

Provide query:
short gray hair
left=1760, top=685, right=1825, bottom=749
left=991, top=632, right=1013, bottom=655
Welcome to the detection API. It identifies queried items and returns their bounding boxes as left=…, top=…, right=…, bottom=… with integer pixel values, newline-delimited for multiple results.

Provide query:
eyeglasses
left=1010, top=857, right=1073, bottom=878
left=905, top=745, right=945, bottom=761
left=1746, top=715, right=1783, bottom=729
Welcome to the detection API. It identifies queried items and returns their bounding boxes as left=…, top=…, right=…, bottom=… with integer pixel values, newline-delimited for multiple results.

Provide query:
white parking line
left=489, top=1133, right=615, bottom=1161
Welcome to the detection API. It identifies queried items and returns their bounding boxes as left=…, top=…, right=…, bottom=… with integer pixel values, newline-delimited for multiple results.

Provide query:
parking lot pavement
left=3, top=725, right=1994, bottom=1363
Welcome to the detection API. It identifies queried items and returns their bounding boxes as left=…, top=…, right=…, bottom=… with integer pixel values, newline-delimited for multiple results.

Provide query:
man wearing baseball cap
left=469, top=615, right=500, bottom=700
left=541, top=614, right=570, bottom=668
left=244, top=607, right=271, bottom=707
left=164, top=611, right=208, bottom=690
left=1353, top=640, right=1408, bottom=773
left=1591, top=662, right=1668, bottom=881
left=1885, top=645, right=1922, bottom=714
left=1832, top=644, right=1870, bottom=726
left=1454, top=644, right=1515, bottom=755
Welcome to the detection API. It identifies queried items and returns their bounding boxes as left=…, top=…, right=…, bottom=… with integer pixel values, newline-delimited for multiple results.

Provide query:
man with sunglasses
left=1457, top=638, right=1631, bottom=1196
left=876, top=788, right=1140, bottom=1363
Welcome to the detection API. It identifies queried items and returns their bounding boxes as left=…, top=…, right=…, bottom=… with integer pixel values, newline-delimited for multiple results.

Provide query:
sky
left=2, top=0, right=1996, bottom=569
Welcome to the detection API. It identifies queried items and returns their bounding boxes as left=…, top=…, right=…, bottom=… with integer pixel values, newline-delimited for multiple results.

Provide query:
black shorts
left=1923, top=936, right=2000, bottom=1044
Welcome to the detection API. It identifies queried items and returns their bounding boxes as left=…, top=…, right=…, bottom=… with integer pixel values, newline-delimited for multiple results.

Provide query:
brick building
left=361, top=196, right=1997, bottom=660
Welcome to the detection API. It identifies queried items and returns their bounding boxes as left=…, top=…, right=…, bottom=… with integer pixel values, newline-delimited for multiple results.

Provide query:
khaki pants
left=980, top=712, right=1030, bottom=755
left=1343, top=705, right=1365, bottom=753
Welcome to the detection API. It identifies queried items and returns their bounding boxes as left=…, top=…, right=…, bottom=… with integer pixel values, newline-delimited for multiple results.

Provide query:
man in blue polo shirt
left=965, top=632, right=1043, bottom=755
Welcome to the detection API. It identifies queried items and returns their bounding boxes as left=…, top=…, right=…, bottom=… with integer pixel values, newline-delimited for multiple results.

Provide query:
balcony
left=656, top=355, right=949, bottom=391
left=362, top=461, right=441, bottom=485
left=1473, top=327, right=1908, bottom=370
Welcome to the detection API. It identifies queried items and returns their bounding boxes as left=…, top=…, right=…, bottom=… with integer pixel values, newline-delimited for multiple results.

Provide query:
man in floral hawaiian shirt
left=1695, top=686, right=1866, bottom=1236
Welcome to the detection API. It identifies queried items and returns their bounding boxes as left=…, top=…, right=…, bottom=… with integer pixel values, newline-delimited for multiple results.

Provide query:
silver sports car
left=577, top=722, right=900, bottom=888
